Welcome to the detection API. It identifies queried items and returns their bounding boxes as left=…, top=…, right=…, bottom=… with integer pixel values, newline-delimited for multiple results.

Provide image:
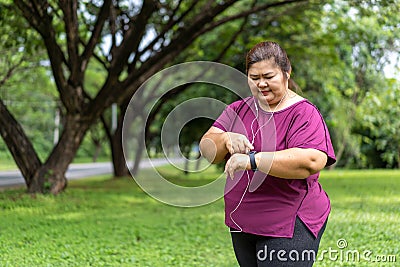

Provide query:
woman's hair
left=245, top=41, right=300, bottom=92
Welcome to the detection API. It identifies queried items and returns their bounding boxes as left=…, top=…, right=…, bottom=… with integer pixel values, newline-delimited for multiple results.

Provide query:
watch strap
left=248, top=151, right=257, bottom=171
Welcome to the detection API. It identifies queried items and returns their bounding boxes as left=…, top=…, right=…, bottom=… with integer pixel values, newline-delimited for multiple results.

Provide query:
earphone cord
left=250, top=90, right=288, bottom=146
left=229, top=91, right=288, bottom=233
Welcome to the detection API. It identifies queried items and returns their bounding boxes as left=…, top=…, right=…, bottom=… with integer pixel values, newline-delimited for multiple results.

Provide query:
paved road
left=0, top=158, right=183, bottom=187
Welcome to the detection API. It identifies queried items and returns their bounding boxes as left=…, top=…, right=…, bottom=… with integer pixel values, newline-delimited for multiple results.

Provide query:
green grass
left=317, top=169, right=400, bottom=266
left=0, top=157, right=17, bottom=171
left=0, top=167, right=399, bottom=266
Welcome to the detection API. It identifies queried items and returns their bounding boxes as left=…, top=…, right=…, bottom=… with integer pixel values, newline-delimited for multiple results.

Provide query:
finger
left=229, top=160, right=236, bottom=178
left=227, top=143, right=234, bottom=155
left=228, top=135, right=236, bottom=155
left=245, top=140, right=254, bottom=151
left=235, top=140, right=245, bottom=154
left=225, top=159, right=231, bottom=178
left=233, top=143, right=241, bottom=154
left=229, top=169, right=234, bottom=179
left=225, top=159, right=234, bottom=180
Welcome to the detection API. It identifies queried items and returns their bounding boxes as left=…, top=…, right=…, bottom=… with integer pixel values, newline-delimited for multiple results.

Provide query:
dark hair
left=246, top=41, right=300, bottom=91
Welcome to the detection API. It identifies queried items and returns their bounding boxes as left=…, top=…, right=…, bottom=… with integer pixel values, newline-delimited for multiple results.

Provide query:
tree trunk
left=28, top=114, right=90, bottom=194
left=92, top=141, right=101, bottom=162
left=184, top=158, right=190, bottom=175
left=183, top=148, right=191, bottom=175
left=111, top=125, right=129, bottom=177
left=195, top=151, right=202, bottom=171
left=1, top=94, right=92, bottom=194
left=110, top=103, right=130, bottom=177
left=328, top=137, right=346, bottom=170
left=0, top=99, right=42, bottom=187
left=130, top=128, right=145, bottom=177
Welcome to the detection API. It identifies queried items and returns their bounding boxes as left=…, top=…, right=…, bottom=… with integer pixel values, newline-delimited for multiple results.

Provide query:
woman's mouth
left=260, top=90, right=271, bottom=96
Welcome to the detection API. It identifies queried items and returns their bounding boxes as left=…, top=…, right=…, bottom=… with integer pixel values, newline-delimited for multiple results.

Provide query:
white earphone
left=229, top=93, right=288, bottom=233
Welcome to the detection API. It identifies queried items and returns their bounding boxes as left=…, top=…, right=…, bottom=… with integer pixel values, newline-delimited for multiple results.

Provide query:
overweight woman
left=199, top=41, right=336, bottom=267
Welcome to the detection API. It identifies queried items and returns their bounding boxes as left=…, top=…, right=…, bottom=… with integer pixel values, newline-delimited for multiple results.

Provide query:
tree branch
left=215, top=0, right=257, bottom=62
left=0, top=99, right=42, bottom=186
left=120, top=0, right=238, bottom=95
left=87, top=0, right=309, bottom=117
left=131, top=1, right=200, bottom=70
left=109, top=0, right=158, bottom=77
left=60, top=0, right=80, bottom=85
left=198, top=0, right=309, bottom=38
left=0, top=57, right=24, bottom=88
left=80, top=0, right=112, bottom=73
left=108, top=1, right=117, bottom=58
left=144, top=15, right=250, bottom=135
left=14, top=0, right=83, bottom=112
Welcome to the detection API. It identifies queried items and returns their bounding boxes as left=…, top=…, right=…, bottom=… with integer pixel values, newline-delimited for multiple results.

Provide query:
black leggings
left=230, top=217, right=327, bottom=267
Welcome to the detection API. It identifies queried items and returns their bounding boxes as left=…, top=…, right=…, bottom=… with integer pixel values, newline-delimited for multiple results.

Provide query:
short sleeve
left=213, top=99, right=248, bottom=132
left=287, top=105, right=336, bottom=167
left=213, top=106, right=234, bottom=132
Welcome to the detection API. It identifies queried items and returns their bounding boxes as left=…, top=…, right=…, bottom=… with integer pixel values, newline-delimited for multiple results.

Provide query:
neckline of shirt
left=254, top=98, right=309, bottom=115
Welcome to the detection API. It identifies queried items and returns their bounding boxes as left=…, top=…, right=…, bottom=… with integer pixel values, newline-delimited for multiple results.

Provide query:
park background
left=0, top=0, right=399, bottom=266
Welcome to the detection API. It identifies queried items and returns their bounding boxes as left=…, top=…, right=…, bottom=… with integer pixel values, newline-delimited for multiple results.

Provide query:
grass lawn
left=0, top=167, right=399, bottom=266
left=0, top=157, right=17, bottom=171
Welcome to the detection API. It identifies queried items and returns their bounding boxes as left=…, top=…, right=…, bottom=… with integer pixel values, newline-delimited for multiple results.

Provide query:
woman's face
left=247, top=59, right=289, bottom=111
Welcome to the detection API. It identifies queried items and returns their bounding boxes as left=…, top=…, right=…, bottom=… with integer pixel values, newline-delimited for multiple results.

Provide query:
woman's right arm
left=199, top=126, right=254, bottom=164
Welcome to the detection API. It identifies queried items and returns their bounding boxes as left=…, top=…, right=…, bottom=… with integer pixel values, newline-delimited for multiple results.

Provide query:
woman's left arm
left=225, top=148, right=328, bottom=179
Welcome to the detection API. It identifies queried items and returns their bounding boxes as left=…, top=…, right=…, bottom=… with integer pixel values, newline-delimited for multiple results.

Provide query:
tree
left=355, top=79, right=400, bottom=168
left=1, top=0, right=308, bottom=194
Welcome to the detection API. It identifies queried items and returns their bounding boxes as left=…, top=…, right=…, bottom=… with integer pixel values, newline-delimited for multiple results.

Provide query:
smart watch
left=248, top=151, right=258, bottom=171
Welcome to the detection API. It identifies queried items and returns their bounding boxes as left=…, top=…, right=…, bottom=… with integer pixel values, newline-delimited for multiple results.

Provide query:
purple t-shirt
left=213, top=97, right=336, bottom=238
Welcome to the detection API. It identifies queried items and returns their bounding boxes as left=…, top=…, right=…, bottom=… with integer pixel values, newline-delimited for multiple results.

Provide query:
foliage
left=354, top=79, right=400, bottom=168
left=147, top=84, right=238, bottom=158
left=0, top=2, right=53, bottom=162
left=200, top=0, right=400, bottom=168
left=0, top=67, right=56, bottom=162
left=0, top=168, right=399, bottom=266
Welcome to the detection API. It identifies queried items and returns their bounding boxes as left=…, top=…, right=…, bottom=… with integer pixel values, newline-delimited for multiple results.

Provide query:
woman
left=199, top=41, right=336, bottom=266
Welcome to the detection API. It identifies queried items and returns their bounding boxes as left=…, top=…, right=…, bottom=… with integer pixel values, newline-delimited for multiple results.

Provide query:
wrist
left=246, top=156, right=251, bottom=170
left=222, top=132, right=230, bottom=152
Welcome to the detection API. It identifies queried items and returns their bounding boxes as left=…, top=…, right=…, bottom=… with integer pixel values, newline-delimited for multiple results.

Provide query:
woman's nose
left=258, top=79, right=268, bottom=88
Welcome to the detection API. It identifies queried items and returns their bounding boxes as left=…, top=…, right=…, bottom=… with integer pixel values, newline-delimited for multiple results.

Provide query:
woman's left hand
left=225, top=153, right=249, bottom=179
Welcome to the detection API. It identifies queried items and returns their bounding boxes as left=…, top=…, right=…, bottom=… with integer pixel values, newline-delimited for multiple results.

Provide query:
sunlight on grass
left=0, top=168, right=399, bottom=266
left=0, top=157, right=17, bottom=171
left=155, top=159, right=223, bottom=187
left=316, top=169, right=400, bottom=266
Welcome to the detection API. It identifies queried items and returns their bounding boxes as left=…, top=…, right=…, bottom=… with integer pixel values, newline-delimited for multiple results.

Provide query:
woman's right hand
left=223, top=132, right=254, bottom=155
